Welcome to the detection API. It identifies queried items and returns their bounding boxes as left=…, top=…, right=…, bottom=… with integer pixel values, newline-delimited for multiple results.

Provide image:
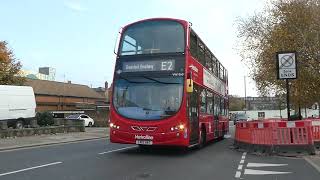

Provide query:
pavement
left=0, top=127, right=108, bottom=151
left=0, top=124, right=319, bottom=180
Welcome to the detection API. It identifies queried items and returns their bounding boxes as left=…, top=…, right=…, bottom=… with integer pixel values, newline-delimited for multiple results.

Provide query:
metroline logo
left=134, top=135, right=154, bottom=140
left=189, top=65, right=198, bottom=73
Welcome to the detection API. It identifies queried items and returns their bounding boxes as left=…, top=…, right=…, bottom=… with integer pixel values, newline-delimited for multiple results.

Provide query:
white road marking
left=98, top=146, right=137, bottom=155
left=244, top=168, right=291, bottom=175
left=0, top=161, right=62, bottom=177
left=247, top=163, right=288, bottom=167
left=235, top=152, right=247, bottom=179
left=0, top=138, right=106, bottom=153
left=235, top=171, right=241, bottom=178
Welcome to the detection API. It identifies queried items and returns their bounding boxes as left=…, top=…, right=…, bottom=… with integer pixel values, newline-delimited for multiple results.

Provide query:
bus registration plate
left=136, top=140, right=153, bottom=145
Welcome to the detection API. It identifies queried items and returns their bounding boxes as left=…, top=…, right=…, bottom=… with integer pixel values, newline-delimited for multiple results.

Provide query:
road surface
left=0, top=126, right=319, bottom=180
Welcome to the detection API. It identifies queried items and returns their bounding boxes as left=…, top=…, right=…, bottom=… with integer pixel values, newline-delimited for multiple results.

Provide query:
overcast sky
left=0, top=0, right=267, bottom=97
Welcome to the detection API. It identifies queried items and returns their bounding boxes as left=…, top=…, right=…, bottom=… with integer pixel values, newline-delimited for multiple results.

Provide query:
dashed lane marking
left=235, top=152, right=247, bottom=179
left=235, top=171, right=241, bottom=178
left=0, top=161, right=62, bottom=177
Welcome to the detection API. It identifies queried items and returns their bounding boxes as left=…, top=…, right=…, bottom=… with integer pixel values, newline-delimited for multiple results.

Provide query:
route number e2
left=161, top=61, right=173, bottom=71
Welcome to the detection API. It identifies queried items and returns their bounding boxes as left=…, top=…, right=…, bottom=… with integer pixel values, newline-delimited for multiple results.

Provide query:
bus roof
left=121, top=18, right=189, bottom=31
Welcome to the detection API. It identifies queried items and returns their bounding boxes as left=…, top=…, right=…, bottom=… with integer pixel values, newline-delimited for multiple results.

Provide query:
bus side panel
left=199, top=113, right=215, bottom=142
left=218, top=115, right=229, bottom=137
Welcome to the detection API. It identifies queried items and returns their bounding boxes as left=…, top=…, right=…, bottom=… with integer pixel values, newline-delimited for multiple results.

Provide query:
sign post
left=276, top=52, right=297, bottom=121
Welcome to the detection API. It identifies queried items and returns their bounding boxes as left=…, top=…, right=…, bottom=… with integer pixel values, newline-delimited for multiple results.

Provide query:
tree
left=229, top=95, right=245, bottom=111
left=0, top=41, right=25, bottom=85
left=237, top=0, right=320, bottom=109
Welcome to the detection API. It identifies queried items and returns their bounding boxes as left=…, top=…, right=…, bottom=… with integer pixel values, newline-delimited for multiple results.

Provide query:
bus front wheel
left=197, top=127, right=206, bottom=149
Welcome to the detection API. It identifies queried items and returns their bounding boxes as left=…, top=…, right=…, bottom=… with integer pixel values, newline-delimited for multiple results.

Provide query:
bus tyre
left=15, top=120, right=24, bottom=129
left=198, top=127, right=206, bottom=149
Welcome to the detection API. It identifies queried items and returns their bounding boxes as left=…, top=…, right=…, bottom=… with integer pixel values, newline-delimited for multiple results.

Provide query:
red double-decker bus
left=110, top=18, right=229, bottom=148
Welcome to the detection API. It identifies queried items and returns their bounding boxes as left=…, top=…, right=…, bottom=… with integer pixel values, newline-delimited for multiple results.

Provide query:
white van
left=0, top=85, right=36, bottom=128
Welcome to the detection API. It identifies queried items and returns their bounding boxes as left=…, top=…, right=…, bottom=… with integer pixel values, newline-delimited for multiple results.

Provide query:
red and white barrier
left=311, top=120, right=320, bottom=142
left=274, top=121, right=312, bottom=145
left=234, top=119, right=318, bottom=154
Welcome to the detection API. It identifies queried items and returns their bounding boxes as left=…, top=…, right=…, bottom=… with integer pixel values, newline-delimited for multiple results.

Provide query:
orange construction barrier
left=310, top=119, right=320, bottom=149
left=273, top=121, right=313, bottom=145
left=234, top=119, right=316, bottom=155
left=235, top=122, right=251, bottom=144
left=251, top=121, right=273, bottom=145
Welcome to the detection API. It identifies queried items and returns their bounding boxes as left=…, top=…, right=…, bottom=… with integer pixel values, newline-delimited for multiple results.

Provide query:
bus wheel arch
left=198, top=124, right=206, bottom=148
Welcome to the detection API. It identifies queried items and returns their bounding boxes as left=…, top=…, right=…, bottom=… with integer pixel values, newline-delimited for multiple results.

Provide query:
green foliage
left=0, top=41, right=25, bottom=85
left=36, top=112, right=54, bottom=126
left=237, top=0, right=320, bottom=108
left=229, top=95, right=245, bottom=111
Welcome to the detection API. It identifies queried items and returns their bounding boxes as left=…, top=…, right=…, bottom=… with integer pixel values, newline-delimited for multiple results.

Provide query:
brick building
left=25, top=79, right=109, bottom=126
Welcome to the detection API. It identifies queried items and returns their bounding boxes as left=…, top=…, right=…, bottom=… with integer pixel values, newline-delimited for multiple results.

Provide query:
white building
left=231, top=108, right=319, bottom=120
left=19, top=67, right=56, bottom=81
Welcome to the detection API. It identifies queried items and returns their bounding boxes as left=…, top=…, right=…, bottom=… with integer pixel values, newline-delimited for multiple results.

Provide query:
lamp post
left=244, top=76, right=247, bottom=114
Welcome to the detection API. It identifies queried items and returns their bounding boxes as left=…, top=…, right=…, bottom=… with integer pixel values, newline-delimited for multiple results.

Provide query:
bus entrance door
left=188, top=86, right=199, bottom=145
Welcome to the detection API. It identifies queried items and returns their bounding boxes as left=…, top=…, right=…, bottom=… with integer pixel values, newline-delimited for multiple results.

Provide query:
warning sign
left=277, top=52, right=297, bottom=79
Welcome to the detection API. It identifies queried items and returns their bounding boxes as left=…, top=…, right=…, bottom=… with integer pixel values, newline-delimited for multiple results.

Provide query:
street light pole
left=244, top=76, right=247, bottom=114
left=286, top=79, right=290, bottom=121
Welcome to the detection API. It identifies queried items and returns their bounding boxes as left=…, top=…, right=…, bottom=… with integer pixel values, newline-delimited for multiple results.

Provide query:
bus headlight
left=170, top=124, right=185, bottom=131
left=110, top=123, right=120, bottom=129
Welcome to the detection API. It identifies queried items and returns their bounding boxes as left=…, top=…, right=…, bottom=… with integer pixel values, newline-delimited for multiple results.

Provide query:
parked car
left=66, top=114, right=94, bottom=127
left=0, top=85, right=36, bottom=129
left=234, top=113, right=250, bottom=124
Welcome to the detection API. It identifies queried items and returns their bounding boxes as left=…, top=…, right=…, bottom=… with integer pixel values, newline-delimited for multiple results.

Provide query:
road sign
left=277, top=52, right=297, bottom=79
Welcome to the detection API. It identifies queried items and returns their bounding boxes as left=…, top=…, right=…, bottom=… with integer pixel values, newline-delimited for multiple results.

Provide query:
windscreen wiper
left=142, top=76, right=181, bottom=84
left=119, top=74, right=147, bottom=84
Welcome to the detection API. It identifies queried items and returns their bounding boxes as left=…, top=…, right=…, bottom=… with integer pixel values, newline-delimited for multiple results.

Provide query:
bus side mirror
left=186, top=79, right=193, bottom=93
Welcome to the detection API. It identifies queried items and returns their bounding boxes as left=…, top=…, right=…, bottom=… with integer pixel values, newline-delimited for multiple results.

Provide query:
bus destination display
left=122, top=60, right=175, bottom=72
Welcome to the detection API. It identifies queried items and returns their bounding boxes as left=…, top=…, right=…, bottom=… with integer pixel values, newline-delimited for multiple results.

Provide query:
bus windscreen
left=113, top=76, right=183, bottom=120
